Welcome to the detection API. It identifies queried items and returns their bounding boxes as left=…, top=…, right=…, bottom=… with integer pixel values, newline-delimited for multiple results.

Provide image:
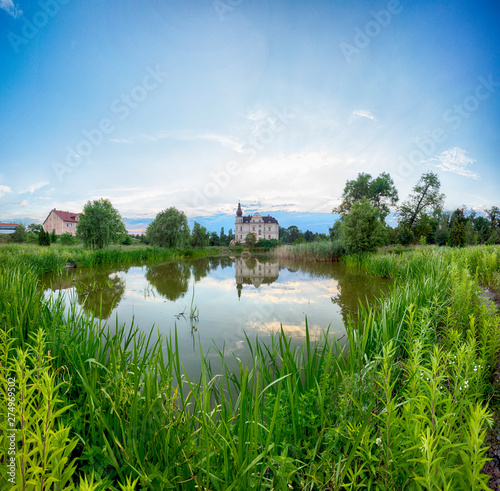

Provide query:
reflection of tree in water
left=75, top=272, right=126, bottom=320
left=43, top=265, right=128, bottom=320
left=331, top=274, right=391, bottom=326
left=277, top=259, right=392, bottom=326
left=145, top=262, right=191, bottom=301
left=189, top=256, right=234, bottom=282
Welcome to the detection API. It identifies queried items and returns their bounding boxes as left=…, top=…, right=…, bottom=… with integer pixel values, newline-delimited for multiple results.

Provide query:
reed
left=273, top=240, right=346, bottom=262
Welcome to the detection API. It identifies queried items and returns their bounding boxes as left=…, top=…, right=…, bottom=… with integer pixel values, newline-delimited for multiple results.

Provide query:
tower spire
left=236, top=201, right=242, bottom=217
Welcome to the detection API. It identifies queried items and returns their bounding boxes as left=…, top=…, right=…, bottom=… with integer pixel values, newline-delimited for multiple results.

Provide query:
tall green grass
left=1, top=245, right=499, bottom=489
left=0, top=244, right=211, bottom=275
left=274, top=240, right=345, bottom=261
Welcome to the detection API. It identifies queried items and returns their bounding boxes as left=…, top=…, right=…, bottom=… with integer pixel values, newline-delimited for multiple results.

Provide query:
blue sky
left=0, top=0, right=499, bottom=233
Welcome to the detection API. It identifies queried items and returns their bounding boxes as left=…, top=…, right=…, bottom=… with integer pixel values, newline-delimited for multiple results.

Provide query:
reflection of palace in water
left=235, top=257, right=279, bottom=299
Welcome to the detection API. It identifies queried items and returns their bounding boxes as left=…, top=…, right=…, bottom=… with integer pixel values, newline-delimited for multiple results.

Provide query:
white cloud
left=430, top=147, right=479, bottom=180
left=110, top=130, right=245, bottom=153
left=22, top=181, right=50, bottom=194
left=0, top=184, right=12, bottom=198
left=0, top=0, right=22, bottom=17
left=349, top=109, right=376, bottom=124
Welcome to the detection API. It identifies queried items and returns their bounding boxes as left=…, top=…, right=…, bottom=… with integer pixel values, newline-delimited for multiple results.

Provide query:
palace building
left=234, top=202, right=279, bottom=244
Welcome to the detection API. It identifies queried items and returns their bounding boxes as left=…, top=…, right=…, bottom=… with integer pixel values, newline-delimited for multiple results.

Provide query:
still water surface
left=43, top=255, right=391, bottom=378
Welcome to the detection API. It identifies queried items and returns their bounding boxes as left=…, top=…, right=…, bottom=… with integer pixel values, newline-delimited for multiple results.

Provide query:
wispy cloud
left=0, top=0, right=22, bottom=17
left=430, top=147, right=479, bottom=180
left=110, top=130, right=246, bottom=153
left=0, top=184, right=12, bottom=198
left=349, top=110, right=376, bottom=124
left=22, top=181, right=50, bottom=194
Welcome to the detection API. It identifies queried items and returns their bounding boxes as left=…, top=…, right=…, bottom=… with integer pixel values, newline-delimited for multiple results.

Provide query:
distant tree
left=227, top=228, right=235, bottom=244
left=245, top=232, right=257, bottom=246
left=191, top=221, right=210, bottom=247
left=256, top=238, right=279, bottom=249
left=434, top=213, right=450, bottom=246
left=340, top=199, right=387, bottom=254
left=486, top=206, right=500, bottom=228
left=219, top=227, right=228, bottom=246
left=50, top=229, right=57, bottom=243
left=121, top=234, right=133, bottom=246
left=473, top=215, right=491, bottom=244
left=209, top=231, right=220, bottom=247
left=77, top=198, right=126, bottom=249
left=59, top=232, right=77, bottom=245
left=38, top=229, right=51, bottom=246
left=11, top=224, right=26, bottom=243
left=27, top=223, right=43, bottom=234
left=304, top=230, right=315, bottom=242
left=287, top=225, right=302, bottom=243
left=396, top=224, right=414, bottom=246
left=329, top=220, right=341, bottom=240
left=279, top=226, right=290, bottom=243
left=448, top=208, right=467, bottom=247
left=397, top=172, right=445, bottom=230
left=146, top=207, right=190, bottom=248
left=334, top=172, right=398, bottom=220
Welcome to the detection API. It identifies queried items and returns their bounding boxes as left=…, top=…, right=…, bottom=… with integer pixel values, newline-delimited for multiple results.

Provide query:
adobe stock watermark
left=213, top=0, right=243, bottom=21
left=340, top=0, right=403, bottom=63
left=395, top=74, right=499, bottom=181
left=52, top=64, right=168, bottom=182
left=191, top=107, right=291, bottom=207
left=7, top=0, right=70, bottom=54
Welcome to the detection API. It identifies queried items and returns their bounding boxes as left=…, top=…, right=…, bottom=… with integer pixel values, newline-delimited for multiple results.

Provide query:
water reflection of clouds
left=245, top=320, right=323, bottom=341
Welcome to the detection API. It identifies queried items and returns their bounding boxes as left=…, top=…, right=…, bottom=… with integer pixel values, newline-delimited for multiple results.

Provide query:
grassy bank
left=0, top=244, right=212, bottom=275
left=1, top=246, right=499, bottom=489
left=274, top=240, right=346, bottom=261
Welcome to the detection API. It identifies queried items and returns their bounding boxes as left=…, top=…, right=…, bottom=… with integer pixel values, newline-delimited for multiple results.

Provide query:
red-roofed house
left=43, top=209, right=80, bottom=236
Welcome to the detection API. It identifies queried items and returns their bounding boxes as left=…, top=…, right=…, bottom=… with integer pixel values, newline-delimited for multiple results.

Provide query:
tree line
left=329, top=171, right=500, bottom=254
left=4, top=171, right=499, bottom=252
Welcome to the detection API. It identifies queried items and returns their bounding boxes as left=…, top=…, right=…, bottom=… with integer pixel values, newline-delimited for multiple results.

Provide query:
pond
left=42, top=255, right=391, bottom=379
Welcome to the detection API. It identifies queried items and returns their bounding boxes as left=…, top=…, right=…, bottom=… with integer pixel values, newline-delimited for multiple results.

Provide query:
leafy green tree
left=279, top=226, right=290, bottom=243
left=227, top=228, right=235, bottom=244
left=27, top=223, right=43, bottom=234
left=11, top=224, right=26, bottom=243
left=340, top=199, right=387, bottom=254
left=77, top=198, right=126, bottom=249
left=219, top=227, right=228, bottom=246
left=397, top=172, right=445, bottom=230
left=287, top=225, right=302, bottom=243
left=146, top=207, right=190, bottom=248
left=329, top=220, right=341, bottom=240
left=448, top=208, right=467, bottom=247
left=191, top=221, right=210, bottom=247
left=304, top=230, right=315, bottom=242
left=473, top=215, right=491, bottom=244
left=59, top=232, right=77, bottom=245
left=245, top=232, right=257, bottom=246
left=209, top=231, right=220, bottom=247
left=486, top=206, right=500, bottom=228
left=38, top=229, right=51, bottom=246
left=50, top=229, right=57, bottom=243
left=334, top=172, right=398, bottom=220
left=434, top=213, right=450, bottom=246
left=395, top=224, right=414, bottom=246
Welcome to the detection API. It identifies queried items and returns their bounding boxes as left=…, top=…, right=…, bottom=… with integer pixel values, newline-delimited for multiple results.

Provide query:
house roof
left=241, top=215, right=278, bottom=224
left=44, top=209, right=79, bottom=224
left=0, top=223, right=19, bottom=227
